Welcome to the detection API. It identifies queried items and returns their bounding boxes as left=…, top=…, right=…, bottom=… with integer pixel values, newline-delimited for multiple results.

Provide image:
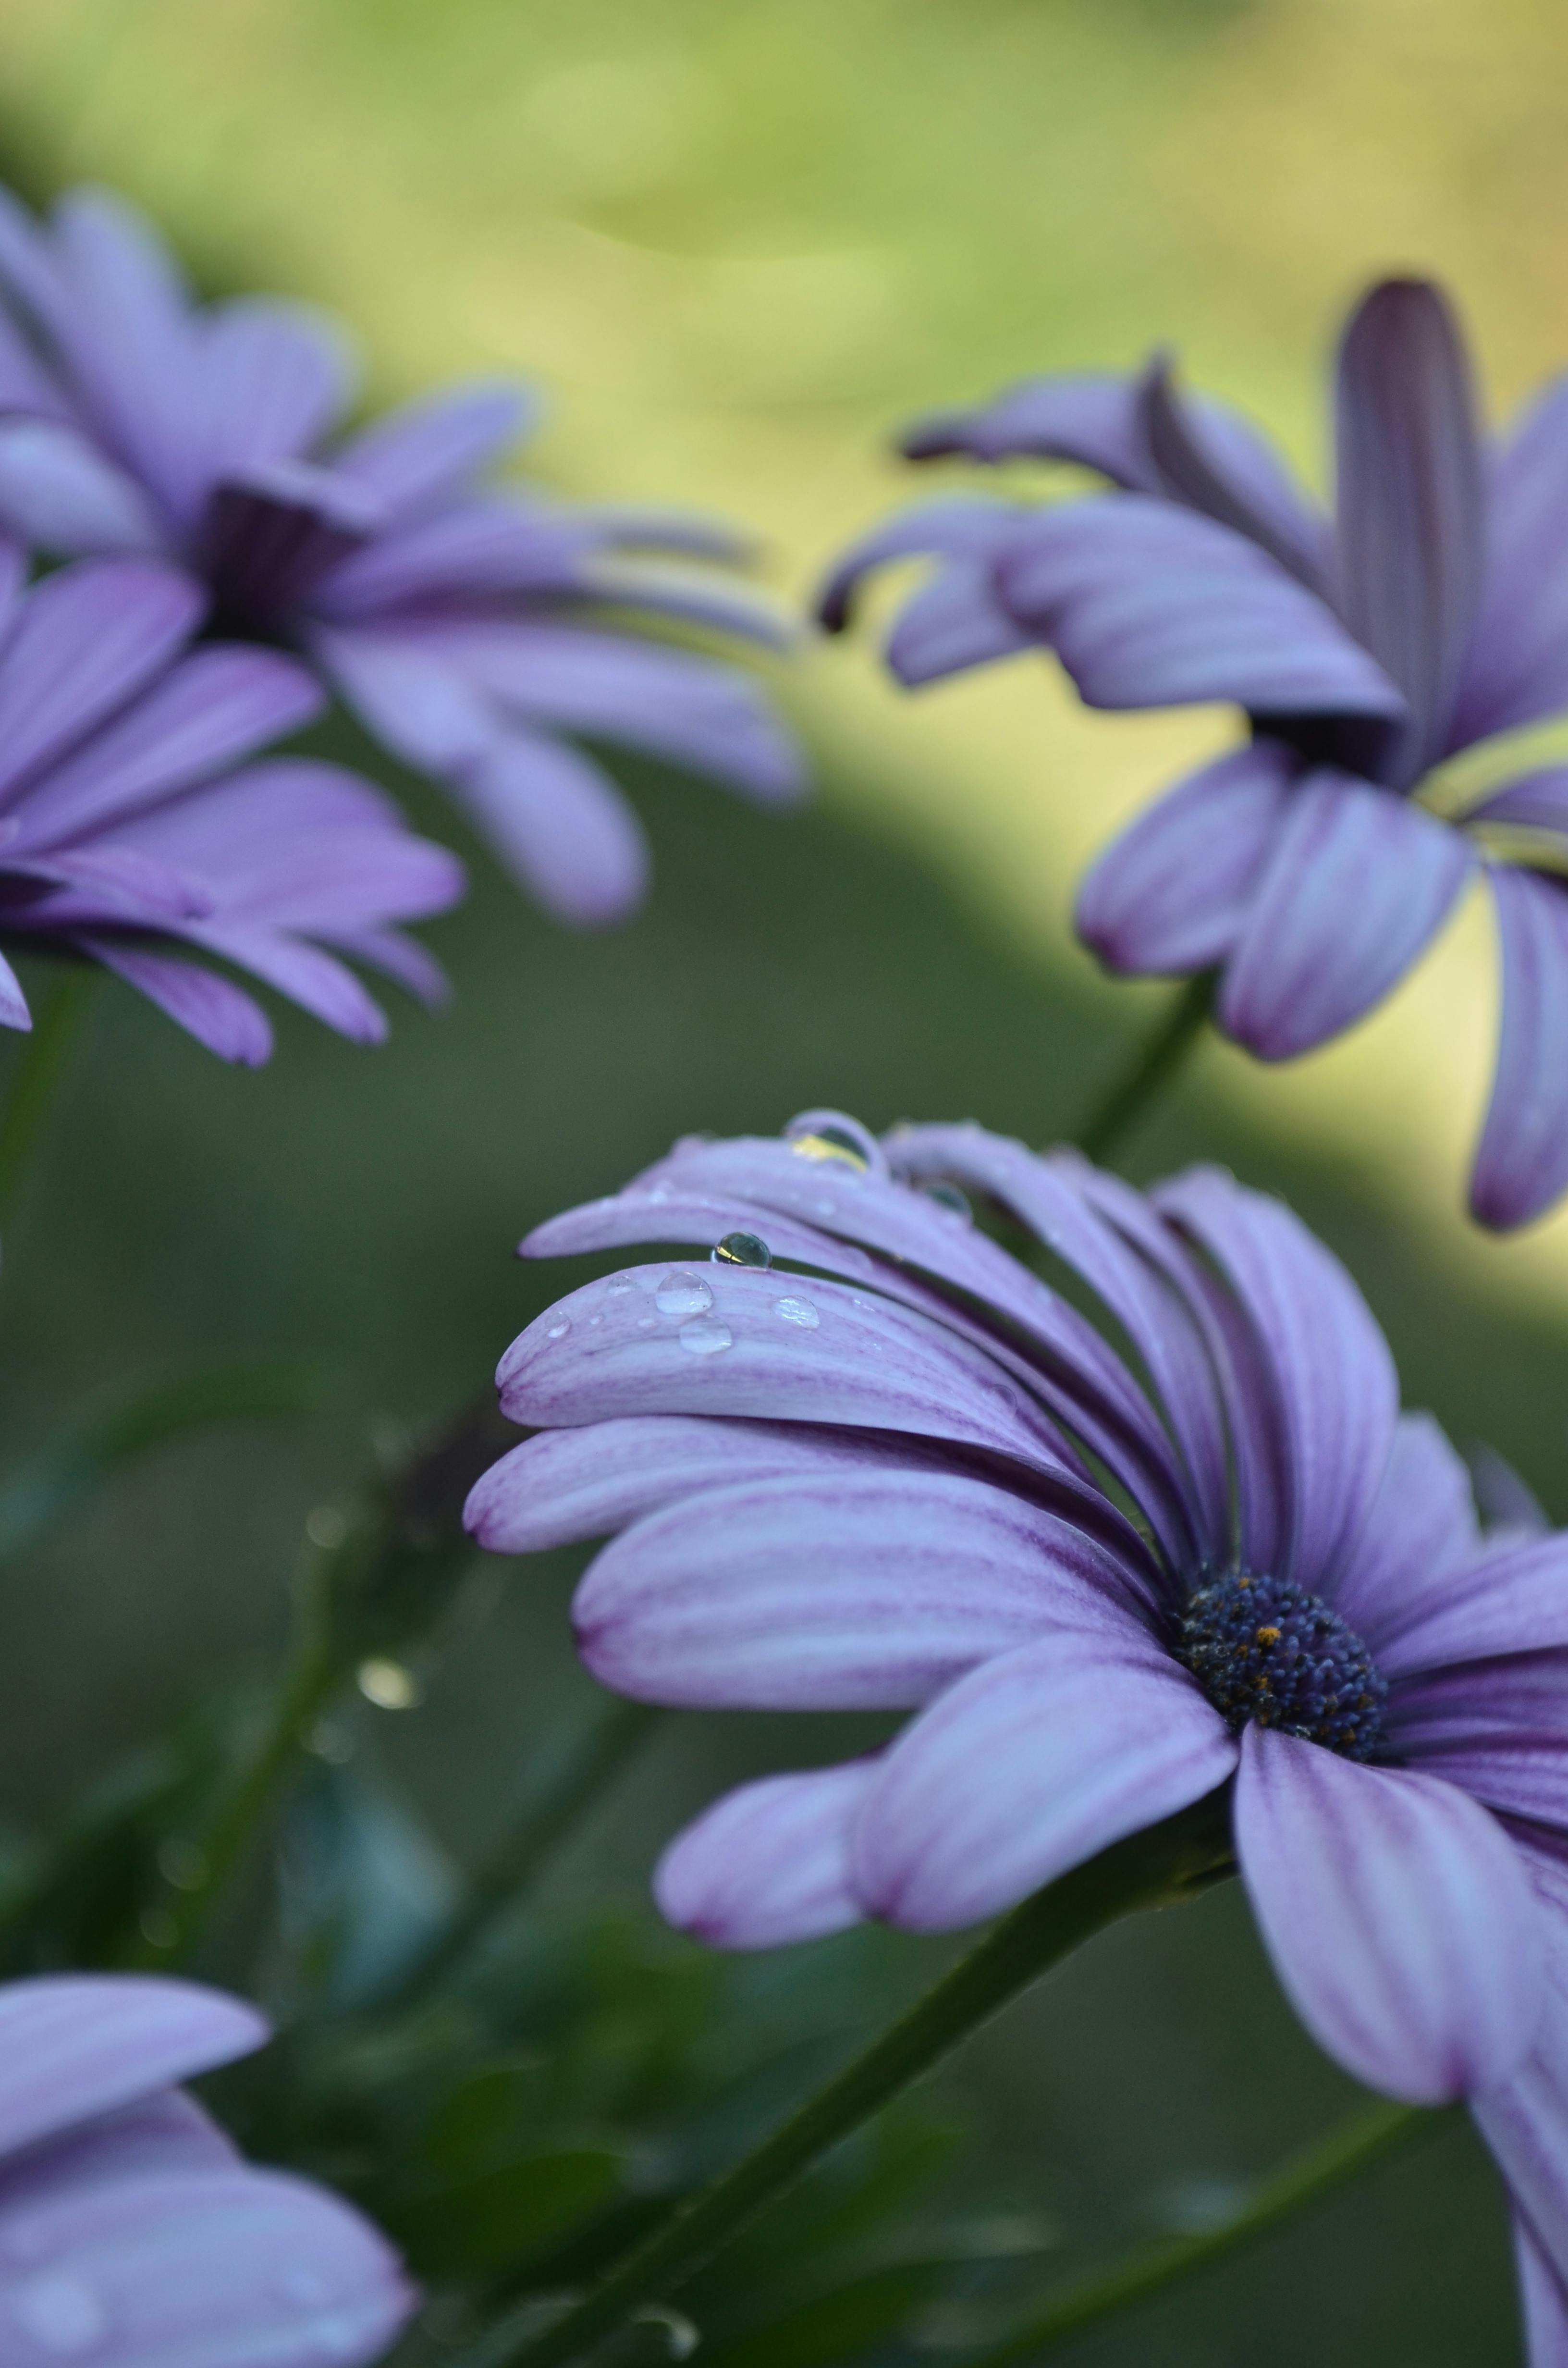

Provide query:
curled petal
left=1075, top=741, right=1294, bottom=975
left=1236, top=1727, right=1543, bottom=2104
left=1471, top=866, right=1568, bottom=1231
left=655, top=1762, right=877, bottom=1948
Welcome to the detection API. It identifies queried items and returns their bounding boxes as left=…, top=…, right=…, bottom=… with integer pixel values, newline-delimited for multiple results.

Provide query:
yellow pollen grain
left=1255, top=1625, right=1282, bottom=1646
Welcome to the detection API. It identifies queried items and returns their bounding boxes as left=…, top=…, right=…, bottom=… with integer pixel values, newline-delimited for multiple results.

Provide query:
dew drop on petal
left=637, top=1315, right=657, bottom=1330
left=784, top=1111, right=879, bottom=1170
left=546, top=1319, right=571, bottom=1340
left=13, top=2272, right=108, bottom=2353
left=656, top=1273, right=713, bottom=1316
left=773, top=1295, right=820, bottom=1329
left=678, top=1319, right=733, bottom=1355
left=605, top=1277, right=637, bottom=1296
left=923, top=1181, right=973, bottom=1223
left=711, top=1231, right=771, bottom=1270
left=813, top=1197, right=837, bottom=1219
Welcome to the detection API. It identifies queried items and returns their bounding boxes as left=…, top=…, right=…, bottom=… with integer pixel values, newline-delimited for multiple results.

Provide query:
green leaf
left=381, top=2144, right=629, bottom=2280
left=697, top=2258, right=953, bottom=2368
left=0, top=1359, right=327, bottom=1563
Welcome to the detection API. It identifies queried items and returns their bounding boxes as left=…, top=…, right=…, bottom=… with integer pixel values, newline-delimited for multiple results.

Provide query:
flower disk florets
left=1177, top=1573, right=1388, bottom=1762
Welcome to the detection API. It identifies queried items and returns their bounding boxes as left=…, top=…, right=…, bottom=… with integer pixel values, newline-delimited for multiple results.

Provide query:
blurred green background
left=0, top=0, right=1566, bottom=2358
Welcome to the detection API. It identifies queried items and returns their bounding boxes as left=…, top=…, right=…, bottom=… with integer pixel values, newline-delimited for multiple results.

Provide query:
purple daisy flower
left=0, top=184, right=804, bottom=928
left=469, top=1112, right=1568, bottom=2354
left=0, top=542, right=462, bottom=1063
left=0, top=1972, right=412, bottom=2364
left=821, top=281, right=1568, bottom=1228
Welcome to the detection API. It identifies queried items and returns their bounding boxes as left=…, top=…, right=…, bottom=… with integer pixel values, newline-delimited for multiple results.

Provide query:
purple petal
left=1388, top=1647, right=1568, bottom=1830
left=0, top=946, right=30, bottom=1031
left=994, top=497, right=1406, bottom=717
left=654, top=1761, right=877, bottom=1948
left=456, top=730, right=649, bottom=925
left=1471, top=866, right=1568, bottom=1231
left=1136, top=360, right=1327, bottom=589
left=1153, top=1164, right=1399, bottom=1601
left=314, top=498, right=596, bottom=615
left=1368, top=1534, right=1568, bottom=1677
left=1468, top=1443, right=1551, bottom=1541
left=199, top=463, right=378, bottom=618
left=0, top=2093, right=238, bottom=2218
left=1334, top=280, right=1484, bottom=776
left=198, top=298, right=354, bottom=480
left=0, top=420, right=159, bottom=555
left=816, top=498, right=1026, bottom=635
left=573, top=1467, right=1153, bottom=1711
left=1513, top=2214, right=1568, bottom=2368
left=1468, top=767, right=1568, bottom=840
left=1235, top=1727, right=1542, bottom=2102
left=408, top=618, right=803, bottom=803
left=1451, top=375, right=1568, bottom=745
left=180, top=928, right=388, bottom=1045
left=1328, top=1412, right=1484, bottom=1648
left=1217, top=770, right=1473, bottom=1059
left=0, top=1976, right=265, bottom=2158
left=76, top=939, right=272, bottom=1064
left=898, top=373, right=1156, bottom=479
left=0, top=298, right=70, bottom=419
left=12, top=646, right=322, bottom=850
left=880, top=560, right=1036, bottom=684
left=1473, top=1924, right=1568, bottom=2302
left=0, top=561, right=205, bottom=806
left=497, top=1261, right=1070, bottom=1478
left=331, top=382, right=532, bottom=516
left=1075, top=740, right=1295, bottom=974
left=466, top=1414, right=972, bottom=1554
left=852, top=1632, right=1235, bottom=1931
left=0, top=2166, right=412, bottom=2368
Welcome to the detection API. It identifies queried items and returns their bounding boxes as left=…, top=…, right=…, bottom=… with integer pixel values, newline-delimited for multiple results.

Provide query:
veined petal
left=654, top=1762, right=877, bottom=1949
left=573, top=1468, right=1154, bottom=1710
left=898, top=374, right=1155, bottom=479
left=1389, top=1647, right=1568, bottom=1830
left=331, top=382, right=534, bottom=516
left=1513, top=2214, right=1568, bottom=2368
left=1370, top=1533, right=1568, bottom=1677
left=0, top=2166, right=412, bottom=2368
left=1451, top=375, right=1568, bottom=745
left=852, top=1632, right=1235, bottom=1931
left=0, top=945, right=30, bottom=1031
left=1334, top=279, right=1484, bottom=777
left=993, top=497, right=1406, bottom=718
left=815, top=498, right=1027, bottom=635
left=1136, top=361, right=1326, bottom=588
left=1236, top=1727, right=1542, bottom=2103
left=0, top=419, right=159, bottom=555
left=881, top=561, right=1036, bottom=683
left=0, top=560, right=205, bottom=805
left=198, top=297, right=355, bottom=480
left=497, top=1263, right=1070, bottom=1476
left=1075, top=740, right=1295, bottom=975
left=1329, top=1411, right=1484, bottom=1647
left=1153, top=1164, right=1399, bottom=1601
left=1474, top=1933, right=1568, bottom=2303
left=0, top=1976, right=265, bottom=2158
left=1217, top=769, right=1473, bottom=1059
left=1471, top=866, right=1568, bottom=1232
left=75, top=939, right=272, bottom=1065
left=0, top=2092, right=238, bottom=2217
left=456, top=730, right=650, bottom=926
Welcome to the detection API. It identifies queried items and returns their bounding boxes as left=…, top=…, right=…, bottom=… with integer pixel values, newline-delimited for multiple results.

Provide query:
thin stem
left=1074, top=970, right=1217, bottom=1167
left=0, top=966, right=98, bottom=1226
left=968, top=2096, right=1437, bottom=2365
left=370, top=1698, right=662, bottom=2009
left=462, top=1790, right=1236, bottom=2368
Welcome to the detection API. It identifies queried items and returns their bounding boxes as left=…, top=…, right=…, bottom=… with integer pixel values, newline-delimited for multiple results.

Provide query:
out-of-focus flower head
left=470, top=1111, right=1568, bottom=2358
left=0, top=184, right=805, bottom=930
left=821, top=282, right=1568, bottom=1229
left=0, top=1973, right=412, bottom=2364
left=0, top=544, right=462, bottom=1062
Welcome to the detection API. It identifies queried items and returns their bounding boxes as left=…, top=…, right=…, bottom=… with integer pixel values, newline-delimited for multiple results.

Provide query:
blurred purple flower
left=0, top=1972, right=412, bottom=2365
left=469, top=1111, right=1568, bottom=2356
left=0, top=543, right=462, bottom=1063
left=821, top=281, right=1568, bottom=1228
left=0, top=185, right=804, bottom=929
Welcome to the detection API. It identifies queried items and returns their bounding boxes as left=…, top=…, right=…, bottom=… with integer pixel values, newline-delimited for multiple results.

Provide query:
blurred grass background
left=0, top=0, right=1564, bottom=2358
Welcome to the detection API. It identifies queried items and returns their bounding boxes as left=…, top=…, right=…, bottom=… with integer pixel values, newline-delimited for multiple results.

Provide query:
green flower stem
left=0, top=966, right=98, bottom=1227
left=373, top=1698, right=662, bottom=2009
left=471, top=1791, right=1237, bottom=2368
left=1073, top=969, right=1217, bottom=1167
left=967, top=2095, right=1437, bottom=2365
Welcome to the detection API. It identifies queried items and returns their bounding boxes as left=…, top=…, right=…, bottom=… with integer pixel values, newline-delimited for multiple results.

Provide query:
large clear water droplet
left=656, top=1272, right=713, bottom=1316
left=678, top=1319, right=733, bottom=1355
left=773, top=1295, right=820, bottom=1329
left=546, top=1318, right=571, bottom=1340
left=605, top=1276, right=637, bottom=1297
left=711, top=1231, right=770, bottom=1270
left=13, top=2273, right=108, bottom=2353
left=785, top=1110, right=879, bottom=1171
left=923, top=1181, right=973, bottom=1223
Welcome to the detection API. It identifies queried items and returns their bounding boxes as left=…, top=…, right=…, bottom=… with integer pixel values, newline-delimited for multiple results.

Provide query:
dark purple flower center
left=1177, top=1572, right=1388, bottom=1761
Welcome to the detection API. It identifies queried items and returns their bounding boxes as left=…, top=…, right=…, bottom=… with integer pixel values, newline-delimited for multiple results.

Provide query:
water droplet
left=678, top=1319, right=733, bottom=1356
left=711, top=1231, right=770, bottom=1270
left=587, top=1314, right=602, bottom=1328
left=785, top=1111, right=880, bottom=1170
left=656, top=1272, right=713, bottom=1316
left=637, top=1315, right=657, bottom=1330
left=13, top=2273, right=107, bottom=2353
left=356, top=1658, right=421, bottom=1710
left=813, top=1196, right=837, bottom=1219
left=773, top=1295, right=819, bottom=1329
left=605, top=1276, right=637, bottom=1296
left=546, top=1318, right=571, bottom=1340
left=633, top=2306, right=700, bottom=2361
left=923, top=1181, right=973, bottom=1222
left=647, top=1184, right=673, bottom=1205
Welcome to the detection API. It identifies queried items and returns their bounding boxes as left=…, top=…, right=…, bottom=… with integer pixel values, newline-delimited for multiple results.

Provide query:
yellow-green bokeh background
left=10, top=0, right=1568, bottom=1309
